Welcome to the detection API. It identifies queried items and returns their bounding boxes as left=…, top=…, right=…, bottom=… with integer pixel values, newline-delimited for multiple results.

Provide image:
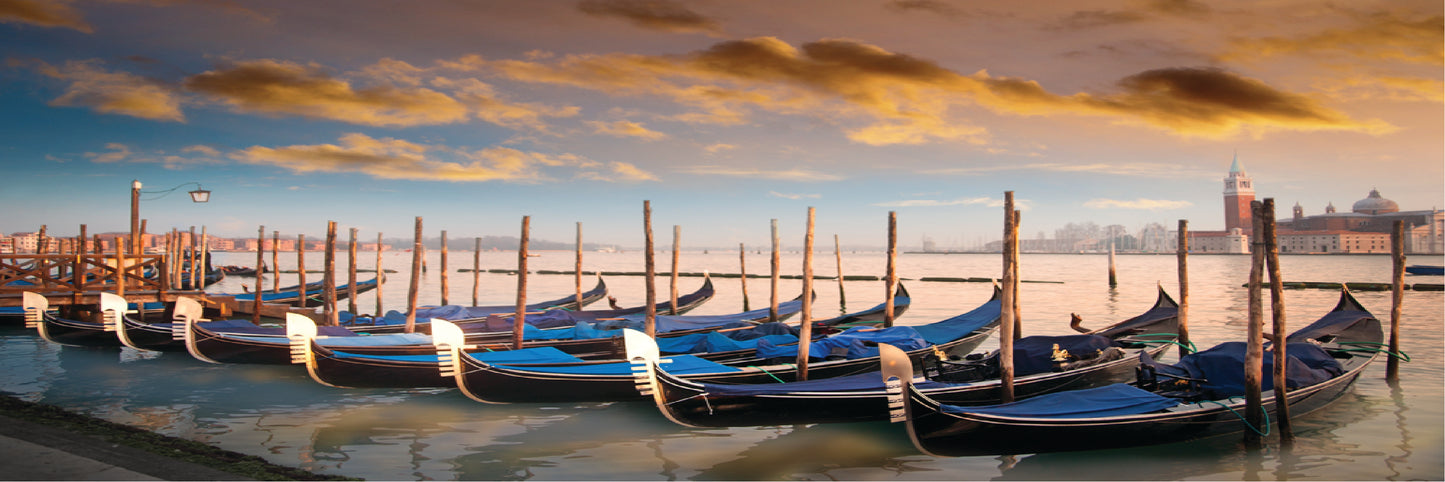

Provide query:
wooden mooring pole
left=513, top=216, right=530, bottom=350
left=643, top=201, right=656, bottom=337
left=473, top=237, right=482, bottom=306
left=271, top=231, right=280, bottom=293
left=405, top=217, right=422, bottom=333
left=324, top=222, right=338, bottom=326
left=671, top=225, right=680, bottom=315
left=835, top=234, right=846, bottom=314
left=375, top=232, right=384, bottom=316
left=296, top=234, right=307, bottom=309
left=1011, top=210, right=1021, bottom=339
left=739, top=243, right=750, bottom=311
left=1244, top=200, right=1266, bottom=448
left=769, top=219, right=780, bottom=323
left=348, top=228, right=358, bottom=315
left=253, top=226, right=264, bottom=324
left=885, top=211, right=897, bottom=328
left=440, top=230, right=449, bottom=306
left=1108, top=241, right=1117, bottom=288
left=999, top=192, right=1017, bottom=403
left=1262, top=199, right=1293, bottom=444
left=1388, top=221, right=1404, bottom=384
left=1177, top=219, right=1191, bottom=358
left=795, top=207, right=816, bottom=380
left=575, top=222, right=583, bottom=308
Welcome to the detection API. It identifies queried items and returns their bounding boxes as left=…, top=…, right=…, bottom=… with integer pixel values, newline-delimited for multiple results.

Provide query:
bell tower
left=1223, top=153, right=1255, bottom=232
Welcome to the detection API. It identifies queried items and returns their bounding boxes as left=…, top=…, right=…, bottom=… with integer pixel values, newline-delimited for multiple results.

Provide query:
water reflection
left=1386, top=384, right=1412, bottom=481
left=691, top=421, right=932, bottom=480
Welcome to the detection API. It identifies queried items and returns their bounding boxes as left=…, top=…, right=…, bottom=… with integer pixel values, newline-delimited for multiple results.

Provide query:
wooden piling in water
left=1108, top=241, right=1117, bottom=288
left=1177, top=219, right=1191, bottom=358
left=1262, top=199, right=1293, bottom=444
left=739, top=243, right=750, bottom=311
left=575, top=222, right=583, bottom=308
left=189, top=226, right=199, bottom=290
left=406, top=218, right=423, bottom=333
left=253, top=226, right=264, bottom=324
left=323, top=222, right=338, bottom=326
left=375, top=232, right=384, bottom=317
left=271, top=231, right=280, bottom=293
left=1388, top=221, right=1404, bottom=383
left=835, top=234, right=846, bottom=313
left=348, top=228, right=358, bottom=315
left=473, top=237, right=482, bottom=306
left=769, top=219, right=780, bottom=323
left=796, top=207, right=816, bottom=380
left=296, top=234, right=308, bottom=309
left=440, top=230, right=450, bottom=306
left=1244, top=200, right=1266, bottom=448
left=115, top=238, right=127, bottom=299
left=644, top=201, right=656, bottom=337
left=1011, top=210, right=1021, bottom=339
left=513, top=216, right=530, bottom=350
left=671, top=225, right=680, bottom=315
left=885, top=212, right=897, bottom=328
left=999, top=192, right=1017, bottom=403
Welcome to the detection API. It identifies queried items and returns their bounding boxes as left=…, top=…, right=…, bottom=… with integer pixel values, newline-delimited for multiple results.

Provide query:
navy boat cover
left=941, top=384, right=1180, bottom=419
left=1141, top=341, right=1343, bottom=399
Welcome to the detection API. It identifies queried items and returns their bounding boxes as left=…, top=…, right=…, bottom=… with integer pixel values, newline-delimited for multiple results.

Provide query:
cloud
left=32, top=59, right=184, bottom=121
left=0, top=0, right=92, bottom=32
left=1222, top=11, right=1443, bottom=66
left=923, top=161, right=1217, bottom=179
left=703, top=143, right=735, bottom=153
left=181, top=145, right=220, bottom=156
left=873, top=196, right=997, bottom=208
left=232, top=133, right=640, bottom=183
left=587, top=120, right=668, bottom=140
left=477, top=37, right=1385, bottom=145
left=85, top=143, right=132, bottom=163
left=1082, top=198, right=1194, bottom=210
left=577, top=0, right=723, bottom=36
left=769, top=191, right=820, bottom=200
left=885, top=0, right=964, bottom=18
left=676, top=165, right=844, bottom=182
left=184, top=59, right=469, bottom=127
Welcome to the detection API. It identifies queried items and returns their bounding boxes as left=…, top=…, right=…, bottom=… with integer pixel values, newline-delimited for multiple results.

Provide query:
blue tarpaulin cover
left=941, top=384, right=1180, bottom=419
left=1141, top=342, right=1343, bottom=399
left=1286, top=308, right=1376, bottom=344
left=698, top=371, right=955, bottom=397
left=492, top=354, right=741, bottom=375
left=754, top=326, right=929, bottom=360
left=331, top=345, right=584, bottom=364
left=911, top=298, right=1001, bottom=346
left=1007, top=334, right=1119, bottom=376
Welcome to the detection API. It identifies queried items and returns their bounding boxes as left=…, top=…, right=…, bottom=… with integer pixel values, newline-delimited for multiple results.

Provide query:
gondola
left=1405, top=264, right=1443, bottom=276
left=219, top=264, right=264, bottom=276
left=292, top=284, right=835, bottom=389
left=888, top=288, right=1384, bottom=456
left=632, top=286, right=1180, bottom=427
left=22, top=292, right=290, bottom=350
left=229, top=277, right=381, bottom=307
left=434, top=285, right=999, bottom=404
left=342, top=275, right=611, bottom=333
left=180, top=278, right=713, bottom=365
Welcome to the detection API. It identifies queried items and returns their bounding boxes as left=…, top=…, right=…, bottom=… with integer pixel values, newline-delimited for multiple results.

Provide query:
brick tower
left=1223, top=153, right=1255, bottom=232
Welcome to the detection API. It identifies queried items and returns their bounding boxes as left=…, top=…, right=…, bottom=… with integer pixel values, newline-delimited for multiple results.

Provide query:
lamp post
left=129, top=180, right=211, bottom=254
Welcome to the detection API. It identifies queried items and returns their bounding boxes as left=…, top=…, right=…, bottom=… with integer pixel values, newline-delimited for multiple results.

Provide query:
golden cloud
left=480, top=37, right=1382, bottom=143
left=184, top=59, right=468, bottom=127
left=587, top=120, right=667, bottom=140
left=233, top=133, right=655, bottom=183
left=36, top=59, right=184, bottom=121
left=0, top=0, right=92, bottom=32
left=676, top=165, right=844, bottom=182
left=577, top=0, right=722, bottom=36
left=1223, top=12, right=1443, bottom=66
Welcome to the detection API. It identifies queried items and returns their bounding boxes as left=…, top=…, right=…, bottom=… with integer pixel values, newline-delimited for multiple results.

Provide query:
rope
left=1335, top=341, right=1410, bottom=361
left=1201, top=397, right=1271, bottom=437
left=746, top=365, right=788, bottom=384
left=1122, top=333, right=1196, bottom=353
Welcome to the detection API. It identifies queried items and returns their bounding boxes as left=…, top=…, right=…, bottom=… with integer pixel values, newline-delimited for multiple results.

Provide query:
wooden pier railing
left=0, top=254, right=174, bottom=307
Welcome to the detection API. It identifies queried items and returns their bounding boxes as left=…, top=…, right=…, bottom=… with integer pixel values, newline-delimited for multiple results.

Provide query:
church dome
left=1351, top=188, right=1399, bottom=215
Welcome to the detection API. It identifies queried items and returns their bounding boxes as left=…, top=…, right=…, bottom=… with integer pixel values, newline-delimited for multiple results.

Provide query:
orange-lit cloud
left=34, top=59, right=184, bottom=121
left=1223, top=12, right=1443, bottom=66
left=1082, top=198, right=1193, bottom=210
left=587, top=120, right=667, bottom=140
left=85, top=143, right=132, bottom=163
left=769, top=191, right=820, bottom=200
left=83, top=142, right=220, bottom=169
left=0, top=0, right=91, bottom=32
left=923, top=161, right=1217, bottom=179
left=873, top=196, right=1023, bottom=210
left=479, top=37, right=1385, bottom=144
left=184, top=59, right=469, bottom=127
left=233, top=133, right=656, bottom=183
left=676, top=165, right=843, bottom=182
left=577, top=0, right=723, bottom=36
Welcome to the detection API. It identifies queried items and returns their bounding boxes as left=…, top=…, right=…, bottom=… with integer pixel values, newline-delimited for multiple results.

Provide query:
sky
left=1, top=0, right=1441, bottom=250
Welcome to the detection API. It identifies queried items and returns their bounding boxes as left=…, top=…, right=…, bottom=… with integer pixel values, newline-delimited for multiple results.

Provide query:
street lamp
left=130, top=180, right=211, bottom=254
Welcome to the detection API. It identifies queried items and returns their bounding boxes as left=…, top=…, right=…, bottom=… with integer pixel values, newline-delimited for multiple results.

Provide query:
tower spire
left=1229, top=150, right=1244, bottom=174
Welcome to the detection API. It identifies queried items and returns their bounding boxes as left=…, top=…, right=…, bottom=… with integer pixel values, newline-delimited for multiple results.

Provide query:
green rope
left=746, top=365, right=788, bottom=384
left=1121, top=333, right=1196, bottom=353
left=1202, top=397, right=1271, bottom=437
left=1335, top=341, right=1410, bottom=362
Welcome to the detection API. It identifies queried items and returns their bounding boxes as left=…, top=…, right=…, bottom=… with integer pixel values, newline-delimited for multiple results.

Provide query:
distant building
left=1189, top=156, right=1444, bottom=254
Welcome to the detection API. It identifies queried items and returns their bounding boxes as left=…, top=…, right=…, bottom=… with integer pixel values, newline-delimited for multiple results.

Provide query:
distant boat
left=1405, top=265, right=1443, bottom=276
left=596, top=246, right=618, bottom=253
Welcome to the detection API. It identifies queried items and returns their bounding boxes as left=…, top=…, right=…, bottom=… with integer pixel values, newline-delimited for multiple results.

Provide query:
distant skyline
left=2, top=1, right=1440, bottom=250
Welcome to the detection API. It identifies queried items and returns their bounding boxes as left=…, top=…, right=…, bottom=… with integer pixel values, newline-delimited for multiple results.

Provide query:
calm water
left=1, top=250, right=1441, bottom=480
